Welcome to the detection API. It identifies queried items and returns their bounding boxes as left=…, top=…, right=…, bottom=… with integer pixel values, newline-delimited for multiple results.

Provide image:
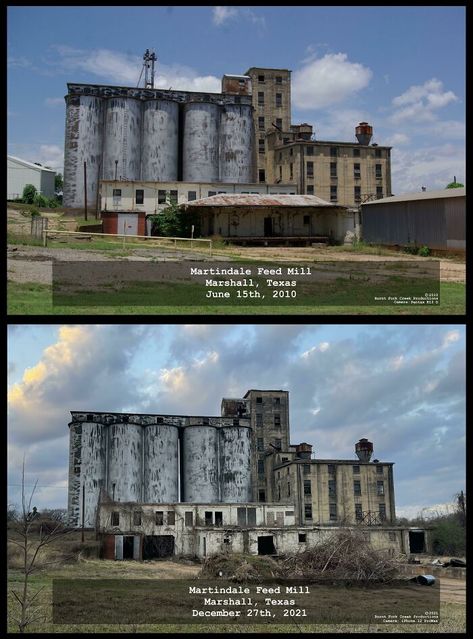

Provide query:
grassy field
left=7, top=560, right=465, bottom=633
left=7, top=279, right=464, bottom=315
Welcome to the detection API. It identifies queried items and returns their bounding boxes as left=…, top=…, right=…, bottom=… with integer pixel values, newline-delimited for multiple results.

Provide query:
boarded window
left=167, top=511, right=175, bottom=525
left=237, top=507, right=247, bottom=526
left=185, top=512, right=193, bottom=526
left=156, top=511, right=163, bottom=525
left=267, top=511, right=275, bottom=525
left=276, top=512, right=284, bottom=526
left=111, top=512, right=119, bottom=526
left=133, top=511, right=141, bottom=526
left=247, top=508, right=256, bottom=526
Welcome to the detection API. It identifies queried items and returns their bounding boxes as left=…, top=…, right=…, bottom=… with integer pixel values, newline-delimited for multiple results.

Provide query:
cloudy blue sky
left=8, top=324, right=466, bottom=519
left=7, top=5, right=465, bottom=193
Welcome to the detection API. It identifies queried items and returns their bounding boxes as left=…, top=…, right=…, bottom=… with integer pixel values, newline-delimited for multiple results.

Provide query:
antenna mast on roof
left=142, top=49, right=157, bottom=89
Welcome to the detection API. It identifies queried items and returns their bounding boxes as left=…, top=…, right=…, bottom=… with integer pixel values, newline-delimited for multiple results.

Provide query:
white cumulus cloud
left=292, top=53, right=372, bottom=110
left=213, top=6, right=238, bottom=25
left=390, top=78, right=458, bottom=124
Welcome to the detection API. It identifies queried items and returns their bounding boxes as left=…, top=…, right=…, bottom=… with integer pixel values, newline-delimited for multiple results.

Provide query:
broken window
left=353, top=465, right=360, bottom=474
left=330, top=147, right=338, bottom=157
left=135, top=189, right=144, bottom=205
left=257, top=459, right=265, bottom=476
left=276, top=118, right=282, bottom=129
left=330, top=186, right=338, bottom=202
left=299, top=533, right=307, bottom=542
left=304, top=480, right=312, bottom=495
left=205, top=511, right=213, bottom=526
left=207, top=192, right=216, bottom=198
left=375, top=163, right=382, bottom=178
left=329, top=503, right=337, bottom=521
left=259, top=169, right=266, bottom=183
left=285, top=511, right=294, bottom=516
left=258, top=91, right=264, bottom=105
left=375, top=148, right=382, bottom=158
left=328, top=479, right=336, bottom=497
left=215, top=512, right=223, bottom=526
left=377, top=481, right=385, bottom=496
left=379, top=503, right=386, bottom=520
left=354, top=186, right=361, bottom=202
left=282, top=457, right=289, bottom=462
left=167, top=511, right=175, bottom=525
left=274, top=438, right=282, bottom=449
left=306, top=161, right=314, bottom=177
left=354, top=480, right=361, bottom=496
left=185, top=512, right=193, bottom=527
left=111, top=512, right=120, bottom=526
left=133, top=511, right=141, bottom=526
left=274, top=397, right=281, bottom=405
left=256, top=414, right=263, bottom=427
left=306, top=146, right=314, bottom=156
left=328, top=464, right=336, bottom=474
left=258, top=116, right=265, bottom=130
left=247, top=508, right=256, bottom=526
left=303, top=464, right=311, bottom=475
left=275, top=76, right=282, bottom=84
left=256, top=396, right=263, bottom=403
left=353, top=147, right=360, bottom=157
left=330, top=162, right=337, bottom=177
left=354, top=163, right=361, bottom=179
left=259, top=139, right=265, bottom=154
left=306, top=186, right=314, bottom=195
left=187, top=191, right=197, bottom=201
left=274, top=413, right=281, bottom=427
left=259, top=490, right=266, bottom=503
left=158, top=189, right=167, bottom=204
left=376, top=465, right=384, bottom=474
left=156, top=511, right=164, bottom=525
left=257, top=438, right=264, bottom=451
left=258, top=75, right=265, bottom=82
left=304, top=504, right=313, bottom=520
left=275, top=93, right=282, bottom=107
left=112, top=189, right=122, bottom=205
left=355, top=503, right=363, bottom=521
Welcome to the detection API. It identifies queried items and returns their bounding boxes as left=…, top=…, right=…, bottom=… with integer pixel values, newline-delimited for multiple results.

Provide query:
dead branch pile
left=199, top=553, right=278, bottom=581
left=275, top=529, right=399, bottom=583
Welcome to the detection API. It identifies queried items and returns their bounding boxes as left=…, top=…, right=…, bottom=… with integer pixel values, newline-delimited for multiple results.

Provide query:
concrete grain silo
left=141, top=100, right=179, bottom=181
left=219, top=104, right=255, bottom=183
left=219, top=425, right=252, bottom=502
left=143, top=422, right=179, bottom=502
left=80, top=420, right=108, bottom=527
left=182, top=102, right=220, bottom=182
left=107, top=422, right=143, bottom=502
left=63, top=95, right=105, bottom=209
left=182, top=424, right=220, bottom=502
left=102, top=98, right=142, bottom=181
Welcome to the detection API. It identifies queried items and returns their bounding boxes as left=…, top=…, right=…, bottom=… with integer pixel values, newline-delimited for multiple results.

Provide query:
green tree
left=22, top=184, right=37, bottom=204
left=33, top=193, right=49, bottom=208
left=54, top=173, right=63, bottom=193
left=148, top=200, right=201, bottom=238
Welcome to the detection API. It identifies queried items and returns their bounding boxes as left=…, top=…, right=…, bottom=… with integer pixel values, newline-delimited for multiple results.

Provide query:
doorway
left=143, top=535, right=175, bottom=559
left=409, top=531, right=426, bottom=553
left=264, top=217, right=273, bottom=237
left=123, top=535, right=135, bottom=559
left=258, top=535, right=276, bottom=555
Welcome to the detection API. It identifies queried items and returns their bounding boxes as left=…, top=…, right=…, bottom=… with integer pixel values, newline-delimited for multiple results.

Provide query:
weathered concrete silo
left=102, top=98, right=142, bottom=181
left=219, top=426, right=252, bottom=502
left=141, top=100, right=179, bottom=181
left=107, top=422, right=142, bottom=502
left=182, top=102, right=220, bottom=182
left=143, top=422, right=179, bottom=502
left=219, top=104, right=255, bottom=183
left=182, top=425, right=220, bottom=502
left=80, top=420, right=108, bottom=526
left=63, top=95, right=104, bottom=209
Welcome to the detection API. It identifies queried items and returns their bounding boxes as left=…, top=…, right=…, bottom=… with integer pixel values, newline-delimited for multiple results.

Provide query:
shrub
left=22, top=184, right=37, bottom=204
left=29, top=207, right=40, bottom=217
left=149, top=201, right=201, bottom=238
left=47, top=197, right=59, bottom=208
left=431, top=517, right=466, bottom=555
left=418, top=245, right=431, bottom=257
left=403, top=245, right=419, bottom=255
left=33, top=193, right=49, bottom=208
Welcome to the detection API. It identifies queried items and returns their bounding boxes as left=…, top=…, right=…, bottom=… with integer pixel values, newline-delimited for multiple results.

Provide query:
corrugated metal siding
left=362, top=199, right=449, bottom=248
left=445, top=197, right=466, bottom=242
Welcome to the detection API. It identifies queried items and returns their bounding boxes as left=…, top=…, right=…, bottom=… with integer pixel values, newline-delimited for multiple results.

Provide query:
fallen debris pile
left=275, top=529, right=400, bottom=582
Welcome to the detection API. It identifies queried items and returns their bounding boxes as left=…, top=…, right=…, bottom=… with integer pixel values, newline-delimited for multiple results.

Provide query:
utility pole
left=83, top=161, right=88, bottom=221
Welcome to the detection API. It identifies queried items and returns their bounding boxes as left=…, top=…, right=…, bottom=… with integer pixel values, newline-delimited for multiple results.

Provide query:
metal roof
left=7, top=155, right=56, bottom=173
left=362, top=187, right=465, bottom=206
left=183, top=193, right=342, bottom=208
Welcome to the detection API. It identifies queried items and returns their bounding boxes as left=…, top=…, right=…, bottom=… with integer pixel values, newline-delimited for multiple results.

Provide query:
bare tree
left=8, top=458, right=74, bottom=633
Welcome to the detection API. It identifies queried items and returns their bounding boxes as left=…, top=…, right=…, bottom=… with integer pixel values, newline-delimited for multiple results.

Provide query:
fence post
left=42, top=229, right=47, bottom=247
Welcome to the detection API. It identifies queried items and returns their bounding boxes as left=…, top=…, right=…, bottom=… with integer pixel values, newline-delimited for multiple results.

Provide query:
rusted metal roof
left=183, top=193, right=342, bottom=208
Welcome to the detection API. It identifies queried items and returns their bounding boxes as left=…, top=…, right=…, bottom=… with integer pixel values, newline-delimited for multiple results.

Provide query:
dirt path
left=440, top=577, right=466, bottom=604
